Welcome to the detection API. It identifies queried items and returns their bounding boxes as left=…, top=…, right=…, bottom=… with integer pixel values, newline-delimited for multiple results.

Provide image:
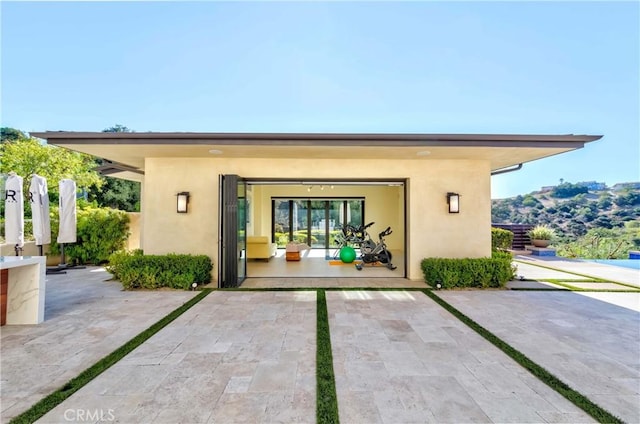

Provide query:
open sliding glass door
left=219, top=174, right=247, bottom=288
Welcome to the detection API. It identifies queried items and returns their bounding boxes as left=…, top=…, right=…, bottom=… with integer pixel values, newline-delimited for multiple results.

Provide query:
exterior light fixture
left=177, top=192, right=190, bottom=213
left=447, top=192, right=460, bottom=213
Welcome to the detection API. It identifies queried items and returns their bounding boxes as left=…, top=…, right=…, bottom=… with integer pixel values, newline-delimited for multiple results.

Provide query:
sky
left=1, top=1, right=638, bottom=199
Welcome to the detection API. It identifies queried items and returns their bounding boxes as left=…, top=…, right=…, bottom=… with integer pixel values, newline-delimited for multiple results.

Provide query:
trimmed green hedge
left=107, top=250, right=213, bottom=290
left=421, top=253, right=515, bottom=289
left=491, top=227, right=514, bottom=251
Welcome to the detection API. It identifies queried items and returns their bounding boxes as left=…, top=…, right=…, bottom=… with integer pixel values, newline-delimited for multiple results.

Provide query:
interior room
left=245, top=181, right=406, bottom=278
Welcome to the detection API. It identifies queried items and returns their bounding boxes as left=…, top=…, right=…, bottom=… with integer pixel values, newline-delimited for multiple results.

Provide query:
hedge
left=49, top=207, right=130, bottom=265
left=491, top=227, right=514, bottom=251
left=421, top=252, right=515, bottom=289
left=107, top=250, right=213, bottom=290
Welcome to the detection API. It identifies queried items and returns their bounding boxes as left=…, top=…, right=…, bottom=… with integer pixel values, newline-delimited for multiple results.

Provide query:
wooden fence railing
left=492, top=223, right=534, bottom=250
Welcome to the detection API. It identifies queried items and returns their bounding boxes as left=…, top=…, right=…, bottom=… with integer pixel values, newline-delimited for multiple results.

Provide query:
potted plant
left=527, top=225, right=555, bottom=248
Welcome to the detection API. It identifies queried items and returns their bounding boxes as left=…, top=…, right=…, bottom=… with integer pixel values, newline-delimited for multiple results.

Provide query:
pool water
left=586, top=259, right=640, bottom=270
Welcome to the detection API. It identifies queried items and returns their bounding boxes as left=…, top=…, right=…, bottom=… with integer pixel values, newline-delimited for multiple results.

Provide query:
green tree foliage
left=86, top=124, right=141, bottom=212
left=557, top=226, right=639, bottom=259
left=0, top=130, right=103, bottom=218
left=552, top=182, right=589, bottom=198
left=1, top=127, right=27, bottom=143
left=0, top=136, right=102, bottom=190
left=613, top=190, right=640, bottom=207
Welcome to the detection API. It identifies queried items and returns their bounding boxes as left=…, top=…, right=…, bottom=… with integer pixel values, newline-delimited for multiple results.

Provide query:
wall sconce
left=176, top=192, right=190, bottom=213
left=447, top=192, right=460, bottom=213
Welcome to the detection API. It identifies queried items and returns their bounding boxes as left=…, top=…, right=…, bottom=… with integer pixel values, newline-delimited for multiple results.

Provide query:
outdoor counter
left=0, top=256, right=46, bottom=325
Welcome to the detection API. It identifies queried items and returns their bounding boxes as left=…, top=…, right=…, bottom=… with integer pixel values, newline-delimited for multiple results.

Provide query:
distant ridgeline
left=492, top=181, right=640, bottom=240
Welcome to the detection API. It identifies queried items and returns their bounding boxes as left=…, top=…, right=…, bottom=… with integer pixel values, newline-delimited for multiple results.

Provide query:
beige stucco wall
left=142, top=157, right=491, bottom=281
left=125, top=212, right=141, bottom=251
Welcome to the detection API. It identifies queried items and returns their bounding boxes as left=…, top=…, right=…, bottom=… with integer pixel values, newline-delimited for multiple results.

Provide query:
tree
left=86, top=124, right=141, bottom=212
left=1, top=127, right=27, bottom=143
left=0, top=137, right=103, bottom=192
left=1, top=132, right=103, bottom=218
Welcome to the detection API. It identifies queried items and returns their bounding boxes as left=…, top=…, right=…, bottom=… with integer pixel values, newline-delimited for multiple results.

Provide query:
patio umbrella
left=29, top=174, right=51, bottom=253
left=57, top=179, right=77, bottom=244
left=4, top=172, right=24, bottom=255
left=57, top=179, right=77, bottom=266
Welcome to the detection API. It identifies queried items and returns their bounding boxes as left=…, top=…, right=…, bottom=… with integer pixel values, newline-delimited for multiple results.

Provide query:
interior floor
left=246, top=248, right=405, bottom=278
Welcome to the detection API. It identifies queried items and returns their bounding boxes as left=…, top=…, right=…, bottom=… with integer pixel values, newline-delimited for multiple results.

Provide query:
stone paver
left=0, top=267, right=196, bottom=422
left=327, top=290, right=594, bottom=423
left=3, top=263, right=639, bottom=423
left=438, top=290, right=640, bottom=424
left=38, top=291, right=317, bottom=423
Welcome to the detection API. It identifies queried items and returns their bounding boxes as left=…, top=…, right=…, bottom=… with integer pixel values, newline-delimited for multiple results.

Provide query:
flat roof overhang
left=30, top=132, right=602, bottom=183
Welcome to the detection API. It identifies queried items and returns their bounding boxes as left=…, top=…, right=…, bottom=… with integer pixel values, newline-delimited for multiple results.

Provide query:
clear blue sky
left=2, top=1, right=638, bottom=198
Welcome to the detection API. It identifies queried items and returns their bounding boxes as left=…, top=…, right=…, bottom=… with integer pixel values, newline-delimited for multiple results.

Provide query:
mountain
left=491, top=182, right=640, bottom=241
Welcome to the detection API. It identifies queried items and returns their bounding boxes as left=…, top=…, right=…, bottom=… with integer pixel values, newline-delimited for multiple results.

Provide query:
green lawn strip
left=10, top=289, right=212, bottom=424
left=421, top=289, right=624, bottom=424
left=316, top=289, right=340, bottom=424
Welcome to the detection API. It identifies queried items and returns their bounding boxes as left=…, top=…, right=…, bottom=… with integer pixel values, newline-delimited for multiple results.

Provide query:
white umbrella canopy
left=4, top=172, right=25, bottom=253
left=29, top=174, right=51, bottom=246
left=57, top=179, right=77, bottom=244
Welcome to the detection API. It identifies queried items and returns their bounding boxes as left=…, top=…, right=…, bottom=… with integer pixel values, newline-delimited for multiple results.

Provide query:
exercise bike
left=332, top=221, right=375, bottom=258
left=356, top=226, right=396, bottom=271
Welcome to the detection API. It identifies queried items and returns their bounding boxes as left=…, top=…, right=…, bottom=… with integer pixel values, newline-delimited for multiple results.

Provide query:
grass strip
left=10, top=289, right=212, bottom=424
left=421, top=289, right=624, bottom=424
left=316, top=289, right=340, bottom=424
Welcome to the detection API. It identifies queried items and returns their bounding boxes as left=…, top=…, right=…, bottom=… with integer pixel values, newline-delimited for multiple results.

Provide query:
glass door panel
left=310, top=200, right=328, bottom=248
left=273, top=199, right=291, bottom=248
left=292, top=200, right=309, bottom=244
left=237, top=179, right=246, bottom=283
left=329, top=200, right=345, bottom=249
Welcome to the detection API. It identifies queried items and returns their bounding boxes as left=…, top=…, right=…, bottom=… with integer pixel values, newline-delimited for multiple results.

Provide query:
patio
left=1, top=262, right=638, bottom=423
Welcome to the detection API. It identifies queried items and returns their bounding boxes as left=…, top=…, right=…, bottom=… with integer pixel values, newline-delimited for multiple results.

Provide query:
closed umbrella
left=57, top=179, right=77, bottom=266
left=4, top=172, right=24, bottom=255
left=57, top=179, right=77, bottom=244
left=29, top=174, right=51, bottom=253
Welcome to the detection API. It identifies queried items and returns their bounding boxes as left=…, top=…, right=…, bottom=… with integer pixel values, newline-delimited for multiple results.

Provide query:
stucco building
left=32, top=132, right=601, bottom=286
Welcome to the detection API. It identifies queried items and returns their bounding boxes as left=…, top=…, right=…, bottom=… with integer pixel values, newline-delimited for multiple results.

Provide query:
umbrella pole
left=53, top=243, right=84, bottom=271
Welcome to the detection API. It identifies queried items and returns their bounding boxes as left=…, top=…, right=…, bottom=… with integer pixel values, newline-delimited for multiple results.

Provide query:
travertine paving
left=327, top=290, right=594, bottom=423
left=439, top=290, right=640, bottom=424
left=3, top=261, right=638, bottom=423
left=37, top=291, right=317, bottom=423
left=0, top=268, right=196, bottom=422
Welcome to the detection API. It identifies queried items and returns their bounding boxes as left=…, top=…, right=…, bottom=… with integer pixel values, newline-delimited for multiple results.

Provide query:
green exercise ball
left=340, top=246, right=357, bottom=263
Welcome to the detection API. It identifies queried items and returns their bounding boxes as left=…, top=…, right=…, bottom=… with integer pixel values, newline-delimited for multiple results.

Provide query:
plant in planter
left=527, top=225, right=555, bottom=248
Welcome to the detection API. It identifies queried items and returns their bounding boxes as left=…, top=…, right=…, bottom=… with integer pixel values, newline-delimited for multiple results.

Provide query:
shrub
left=107, top=251, right=213, bottom=290
left=49, top=206, right=130, bottom=264
left=527, top=224, right=555, bottom=241
left=421, top=254, right=515, bottom=289
left=491, top=227, right=514, bottom=251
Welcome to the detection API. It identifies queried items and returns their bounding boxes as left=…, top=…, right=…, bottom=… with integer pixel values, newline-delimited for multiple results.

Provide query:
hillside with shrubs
left=492, top=181, right=640, bottom=258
